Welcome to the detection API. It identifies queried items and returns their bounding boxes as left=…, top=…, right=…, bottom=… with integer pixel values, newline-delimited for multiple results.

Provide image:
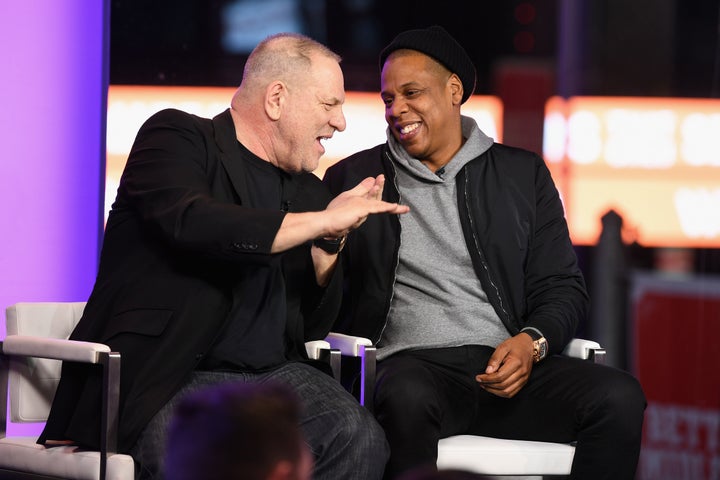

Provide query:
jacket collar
left=212, top=108, right=250, bottom=203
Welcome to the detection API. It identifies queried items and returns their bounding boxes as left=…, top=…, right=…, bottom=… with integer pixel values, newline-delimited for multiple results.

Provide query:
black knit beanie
left=379, top=25, right=476, bottom=104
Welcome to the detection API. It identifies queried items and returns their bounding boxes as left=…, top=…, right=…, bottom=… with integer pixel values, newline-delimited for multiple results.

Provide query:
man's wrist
left=521, top=327, right=543, bottom=341
left=521, top=328, right=548, bottom=363
left=312, top=235, right=346, bottom=254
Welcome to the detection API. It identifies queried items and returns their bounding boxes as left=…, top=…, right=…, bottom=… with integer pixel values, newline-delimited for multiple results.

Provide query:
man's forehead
left=382, top=58, right=436, bottom=85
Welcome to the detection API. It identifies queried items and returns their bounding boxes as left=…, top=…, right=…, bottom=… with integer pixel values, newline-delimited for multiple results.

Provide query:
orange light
left=106, top=86, right=503, bottom=223
left=545, top=96, right=720, bottom=247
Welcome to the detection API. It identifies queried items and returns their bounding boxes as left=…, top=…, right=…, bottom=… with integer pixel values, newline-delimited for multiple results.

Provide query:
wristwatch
left=523, top=328, right=548, bottom=363
left=312, top=235, right=346, bottom=254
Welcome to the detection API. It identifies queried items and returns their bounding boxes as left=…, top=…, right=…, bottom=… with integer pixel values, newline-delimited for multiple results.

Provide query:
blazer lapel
left=213, top=109, right=250, bottom=203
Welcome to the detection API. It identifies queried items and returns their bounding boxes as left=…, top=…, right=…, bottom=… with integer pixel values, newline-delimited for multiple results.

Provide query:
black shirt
left=200, top=142, right=302, bottom=371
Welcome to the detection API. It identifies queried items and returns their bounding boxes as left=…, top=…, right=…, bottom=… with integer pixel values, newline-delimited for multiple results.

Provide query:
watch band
left=522, top=328, right=548, bottom=363
left=312, top=235, right=346, bottom=254
left=521, top=327, right=543, bottom=342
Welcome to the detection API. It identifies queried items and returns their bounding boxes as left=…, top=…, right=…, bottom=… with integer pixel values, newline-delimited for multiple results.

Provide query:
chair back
left=5, top=302, right=86, bottom=423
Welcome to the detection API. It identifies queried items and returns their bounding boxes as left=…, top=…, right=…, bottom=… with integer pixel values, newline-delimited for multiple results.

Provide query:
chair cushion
left=437, top=435, right=575, bottom=475
left=6, top=302, right=87, bottom=422
left=0, top=437, right=135, bottom=480
left=6, top=302, right=86, bottom=337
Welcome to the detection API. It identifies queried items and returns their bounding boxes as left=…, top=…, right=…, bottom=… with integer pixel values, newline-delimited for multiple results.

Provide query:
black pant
left=374, top=345, right=646, bottom=480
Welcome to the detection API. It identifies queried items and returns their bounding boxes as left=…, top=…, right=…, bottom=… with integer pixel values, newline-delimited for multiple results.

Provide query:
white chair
left=0, top=302, right=135, bottom=480
left=0, top=302, right=338, bottom=480
left=325, top=332, right=606, bottom=479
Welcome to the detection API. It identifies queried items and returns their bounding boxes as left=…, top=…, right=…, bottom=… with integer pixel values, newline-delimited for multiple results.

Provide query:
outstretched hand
left=323, top=175, right=409, bottom=238
left=271, top=175, right=408, bottom=255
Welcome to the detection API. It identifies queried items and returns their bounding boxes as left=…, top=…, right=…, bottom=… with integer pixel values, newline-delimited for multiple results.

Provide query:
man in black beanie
left=324, top=25, right=646, bottom=479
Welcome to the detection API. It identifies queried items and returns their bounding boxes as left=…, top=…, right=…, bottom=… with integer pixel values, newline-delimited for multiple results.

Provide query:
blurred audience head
left=164, top=381, right=312, bottom=480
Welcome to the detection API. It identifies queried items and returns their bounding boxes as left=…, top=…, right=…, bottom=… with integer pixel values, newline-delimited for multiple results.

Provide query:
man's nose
left=332, top=108, right=346, bottom=132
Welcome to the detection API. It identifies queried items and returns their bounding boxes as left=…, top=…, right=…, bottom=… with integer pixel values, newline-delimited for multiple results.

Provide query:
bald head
left=234, top=33, right=342, bottom=101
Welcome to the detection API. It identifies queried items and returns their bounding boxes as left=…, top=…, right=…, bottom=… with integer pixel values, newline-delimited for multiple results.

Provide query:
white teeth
left=400, top=123, right=420, bottom=134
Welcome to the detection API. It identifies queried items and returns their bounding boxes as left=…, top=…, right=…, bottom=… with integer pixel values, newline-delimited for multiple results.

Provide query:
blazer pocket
left=101, top=308, right=173, bottom=342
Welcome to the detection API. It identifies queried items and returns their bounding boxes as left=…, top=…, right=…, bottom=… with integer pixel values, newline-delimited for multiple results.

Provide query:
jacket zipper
left=376, top=149, right=403, bottom=344
left=461, top=169, right=515, bottom=332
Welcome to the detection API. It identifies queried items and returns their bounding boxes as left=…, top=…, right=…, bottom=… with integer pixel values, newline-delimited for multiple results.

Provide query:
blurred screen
left=106, top=88, right=720, bottom=248
left=544, top=96, right=720, bottom=248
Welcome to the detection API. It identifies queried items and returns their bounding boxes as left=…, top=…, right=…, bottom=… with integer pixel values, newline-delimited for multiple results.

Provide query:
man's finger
left=347, top=177, right=377, bottom=196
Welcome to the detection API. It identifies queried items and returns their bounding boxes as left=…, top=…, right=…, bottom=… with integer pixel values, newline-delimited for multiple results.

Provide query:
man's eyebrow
left=402, top=80, right=426, bottom=89
left=396, top=81, right=424, bottom=91
left=321, top=96, right=344, bottom=105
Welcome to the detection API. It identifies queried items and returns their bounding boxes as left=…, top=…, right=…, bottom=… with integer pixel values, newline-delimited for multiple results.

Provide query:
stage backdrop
left=0, top=1, right=109, bottom=435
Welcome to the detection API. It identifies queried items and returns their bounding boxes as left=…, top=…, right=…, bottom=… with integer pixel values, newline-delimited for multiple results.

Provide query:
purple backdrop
left=0, top=0, right=109, bottom=435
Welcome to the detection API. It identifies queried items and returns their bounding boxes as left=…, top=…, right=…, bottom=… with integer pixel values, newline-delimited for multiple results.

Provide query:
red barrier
left=631, top=272, right=720, bottom=479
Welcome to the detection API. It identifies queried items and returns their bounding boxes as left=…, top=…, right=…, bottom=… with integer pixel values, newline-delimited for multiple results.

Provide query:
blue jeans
left=130, top=362, right=389, bottom=480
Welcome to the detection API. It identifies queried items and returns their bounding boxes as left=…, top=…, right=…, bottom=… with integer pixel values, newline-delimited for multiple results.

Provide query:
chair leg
left=589, top=348, right=607, bottom=364
left=358, top=345, right=376, bottom=413
left=100, top=351, right=121, bottom=480
left=317, top=348, right=342, bottom=382
left=0, top=349, right=8, bottom=437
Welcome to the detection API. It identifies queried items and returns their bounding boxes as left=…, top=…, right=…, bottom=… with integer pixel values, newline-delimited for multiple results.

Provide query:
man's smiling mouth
left=399, top=122, right=420, bottom=135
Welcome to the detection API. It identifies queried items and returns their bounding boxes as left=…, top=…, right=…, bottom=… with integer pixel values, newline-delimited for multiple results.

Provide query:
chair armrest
left=305, top=340, right=331, bottom=360
left=562, top=338, right=606, bottom=363
left=324, top=332, right=373, bottom=357
left=1, top=335, right=121, bottom=479
left=2, top=335, right=110, bottom=364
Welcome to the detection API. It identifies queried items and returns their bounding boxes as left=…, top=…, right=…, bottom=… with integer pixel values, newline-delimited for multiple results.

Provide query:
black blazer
left=39, top=109, right=341, bottom=451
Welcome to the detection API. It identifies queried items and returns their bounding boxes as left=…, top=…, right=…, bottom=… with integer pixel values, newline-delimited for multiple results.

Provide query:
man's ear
left=448, top=73, right=463, bottom=105
left=266, top=460, right=295, bottom=480
left=265, top=81, right=286, bottom=121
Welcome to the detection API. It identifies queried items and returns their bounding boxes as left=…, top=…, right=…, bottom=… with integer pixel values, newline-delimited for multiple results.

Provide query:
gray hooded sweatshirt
left=377, top=116, right=510, bottom=360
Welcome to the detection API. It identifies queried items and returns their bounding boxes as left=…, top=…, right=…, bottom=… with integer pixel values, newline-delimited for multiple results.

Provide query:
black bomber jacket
left=323, top=143, right=589, bottom=356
